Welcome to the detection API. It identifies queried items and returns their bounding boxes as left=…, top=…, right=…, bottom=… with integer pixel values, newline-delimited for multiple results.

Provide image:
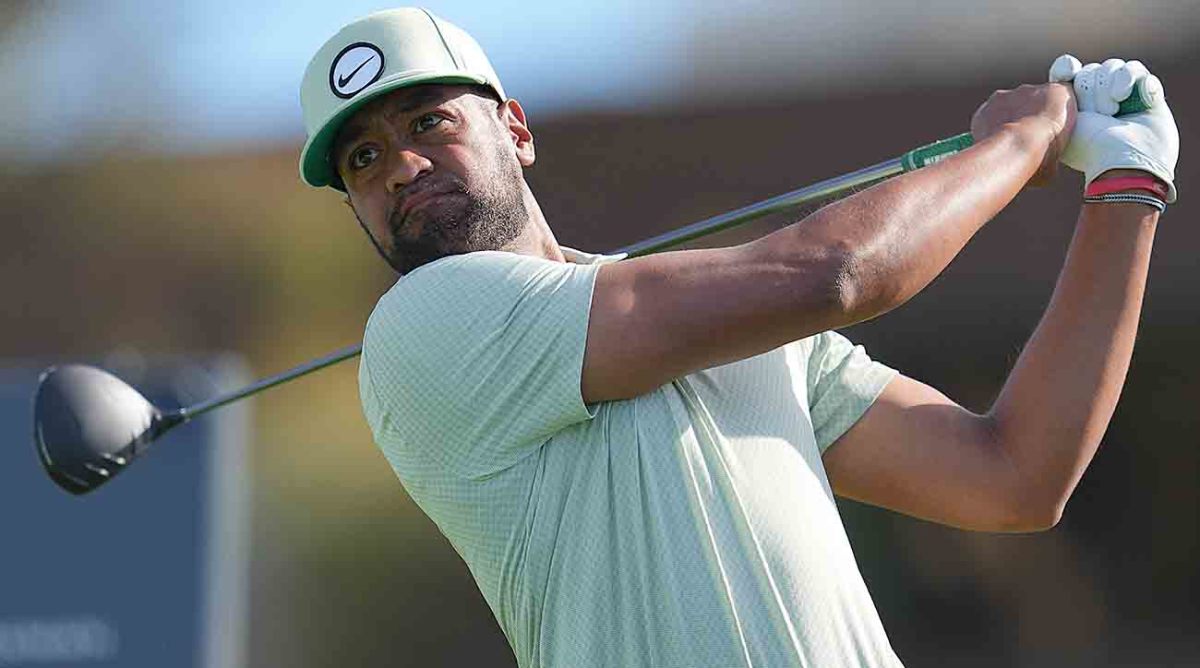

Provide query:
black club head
left=33, top=365, right=177, bottom=495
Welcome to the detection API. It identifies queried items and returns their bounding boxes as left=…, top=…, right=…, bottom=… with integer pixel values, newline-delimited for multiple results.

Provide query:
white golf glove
left=1049, top=54, right=1178, bottom=202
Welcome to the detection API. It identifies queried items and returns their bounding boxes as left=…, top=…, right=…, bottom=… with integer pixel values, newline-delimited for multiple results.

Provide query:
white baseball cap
left=299, top=7, right=506, bottom=189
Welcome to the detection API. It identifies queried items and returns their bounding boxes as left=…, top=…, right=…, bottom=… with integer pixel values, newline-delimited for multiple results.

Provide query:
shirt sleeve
left=804, top=330, right=898, bottom=453
left=359, top=251, right=599, bottom=479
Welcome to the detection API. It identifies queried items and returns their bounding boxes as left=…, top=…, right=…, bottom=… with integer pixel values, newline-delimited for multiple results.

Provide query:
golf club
left=31, top=85, right=1158, bottom=496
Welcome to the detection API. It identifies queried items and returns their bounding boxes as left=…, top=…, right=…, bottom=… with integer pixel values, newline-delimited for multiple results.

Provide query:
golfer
left=299, top=8, right=1178, bottom=667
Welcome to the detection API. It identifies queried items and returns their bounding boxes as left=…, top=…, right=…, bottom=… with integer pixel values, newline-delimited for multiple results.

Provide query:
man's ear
left=500, top=99, right=535, bottom=167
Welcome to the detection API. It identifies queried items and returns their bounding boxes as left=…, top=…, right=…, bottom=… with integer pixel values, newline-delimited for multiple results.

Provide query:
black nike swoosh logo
left=337, top=55, right=377, bottom=89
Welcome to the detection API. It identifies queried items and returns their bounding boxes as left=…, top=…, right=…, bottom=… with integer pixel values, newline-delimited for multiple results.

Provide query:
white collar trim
left=561, top=246, right=626, bottom=266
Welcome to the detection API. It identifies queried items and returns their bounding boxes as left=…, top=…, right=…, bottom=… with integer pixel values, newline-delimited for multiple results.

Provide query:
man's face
left=331, top=84, right=535, bottom=274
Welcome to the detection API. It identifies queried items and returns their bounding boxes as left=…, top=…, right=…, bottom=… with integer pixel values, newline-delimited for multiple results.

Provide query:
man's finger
left=1049, top=53, right=1082, bottom=83
left=1073, top=63, right=1102, bottom=112
left=1110, top=60, right=1150, bottom=105
left=1094, top=59, right=1126, bottom=115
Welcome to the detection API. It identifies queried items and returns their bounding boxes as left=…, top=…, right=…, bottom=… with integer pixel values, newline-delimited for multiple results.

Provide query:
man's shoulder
left=362, top=250, right=596, bottom=360
left=382, top=250, right=523, bottom=297
left=367, top=251, right=526, bottom=328
left=358, top=252, right=533, bottom=431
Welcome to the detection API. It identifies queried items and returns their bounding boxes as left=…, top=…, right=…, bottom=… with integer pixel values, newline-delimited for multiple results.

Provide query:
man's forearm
left=762, top=119, right=1052, bottom=324
left=988, top=200, right=1159, bottom=522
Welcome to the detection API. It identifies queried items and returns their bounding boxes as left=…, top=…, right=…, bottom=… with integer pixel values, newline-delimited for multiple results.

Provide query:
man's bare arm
left=583, top=84, right=1073, bottom=403
left=823, top=198, right=1159, bottom=531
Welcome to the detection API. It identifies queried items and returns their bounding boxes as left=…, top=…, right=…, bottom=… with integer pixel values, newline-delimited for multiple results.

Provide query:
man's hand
left=1049, top=54, right=1179, bottom=201
left=970, top=83, right=1077, bottom=186
left=824, top=58, right=1178, bottom=532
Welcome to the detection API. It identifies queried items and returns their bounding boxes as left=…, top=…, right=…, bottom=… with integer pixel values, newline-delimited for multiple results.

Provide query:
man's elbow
left=760, top=233, right=904, bottom=325
left=991, top=479, right=1070, bottom=533
left=771, top=240, right=865, bottom=325
left=832, top=243, right=914, bottom=322
left=997, top=498, right=1065, bottom=533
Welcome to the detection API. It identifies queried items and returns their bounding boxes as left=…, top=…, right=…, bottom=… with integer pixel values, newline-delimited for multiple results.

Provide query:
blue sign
left=0, top=358, right=249, bottom=667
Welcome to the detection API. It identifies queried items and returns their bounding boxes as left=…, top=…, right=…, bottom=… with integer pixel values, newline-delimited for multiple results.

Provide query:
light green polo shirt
left=359, top=248, right=903, bottom=668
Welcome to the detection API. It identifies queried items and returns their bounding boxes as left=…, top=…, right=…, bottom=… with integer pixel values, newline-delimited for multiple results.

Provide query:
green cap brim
left=299, top=71, right=490, bottom=190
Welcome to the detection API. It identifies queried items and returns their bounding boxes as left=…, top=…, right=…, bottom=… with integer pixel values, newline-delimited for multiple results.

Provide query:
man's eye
left=413, top=113, right=445, bottom=134
left=348, top=146, right=379, bottom=170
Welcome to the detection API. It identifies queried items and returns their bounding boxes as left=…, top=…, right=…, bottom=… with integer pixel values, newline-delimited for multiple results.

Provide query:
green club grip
left=901, top=76, right=1161, bottom=173
left=1116, top=76, right=1161, bottom=116
left=901, top=133, right=974, bottom=171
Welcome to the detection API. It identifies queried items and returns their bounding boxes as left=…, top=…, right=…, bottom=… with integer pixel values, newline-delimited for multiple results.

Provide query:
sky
left=0, top=0, right=691, bottom=160
left=1, top=0, right=1195, bottom=162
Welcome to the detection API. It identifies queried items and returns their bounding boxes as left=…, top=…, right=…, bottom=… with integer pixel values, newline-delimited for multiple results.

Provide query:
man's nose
left=386, top=149, right=433, bottom=194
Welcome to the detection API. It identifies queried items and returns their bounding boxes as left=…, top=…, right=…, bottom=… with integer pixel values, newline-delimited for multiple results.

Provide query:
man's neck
left=500, top=185, right=566, bottom=263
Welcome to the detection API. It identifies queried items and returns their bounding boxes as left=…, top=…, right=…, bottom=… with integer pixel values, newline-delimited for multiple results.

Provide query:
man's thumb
left=1049, top=54, right=1082, bottom=83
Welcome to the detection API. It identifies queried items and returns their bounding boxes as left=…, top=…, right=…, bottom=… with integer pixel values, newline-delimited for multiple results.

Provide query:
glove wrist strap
left=1083, top=192, right=1166, bottom=213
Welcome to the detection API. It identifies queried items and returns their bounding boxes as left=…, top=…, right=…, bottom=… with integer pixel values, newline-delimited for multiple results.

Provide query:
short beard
left=356, top=150, right=528, bottom=275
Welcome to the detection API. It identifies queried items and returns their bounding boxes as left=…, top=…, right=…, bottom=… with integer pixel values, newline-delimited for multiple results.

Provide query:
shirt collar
left=561, top=246, right=626, bottom=266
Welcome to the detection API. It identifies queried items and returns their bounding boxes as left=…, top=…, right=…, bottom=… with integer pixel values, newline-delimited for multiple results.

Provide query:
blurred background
left=2, top=0, right=1198, bottom=665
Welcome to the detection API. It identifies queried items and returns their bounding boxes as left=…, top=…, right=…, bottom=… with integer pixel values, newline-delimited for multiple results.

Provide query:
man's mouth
left=395, top=187, right=462, bottom=222
left=398, top=192, right=437, bottom=219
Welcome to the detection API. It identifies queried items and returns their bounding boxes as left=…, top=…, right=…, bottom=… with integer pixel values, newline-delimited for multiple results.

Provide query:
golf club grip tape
left=901, top=133, right=974, bottom=171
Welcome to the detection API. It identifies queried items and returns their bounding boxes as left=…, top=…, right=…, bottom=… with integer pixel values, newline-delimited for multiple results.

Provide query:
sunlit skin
left=331, top=84, right=565, bottom=274
left=333, top=80, right=1162, bottom=534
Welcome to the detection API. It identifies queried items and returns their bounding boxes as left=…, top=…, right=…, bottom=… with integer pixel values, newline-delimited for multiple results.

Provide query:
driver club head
left=33, top=364, right=182, bottom=495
